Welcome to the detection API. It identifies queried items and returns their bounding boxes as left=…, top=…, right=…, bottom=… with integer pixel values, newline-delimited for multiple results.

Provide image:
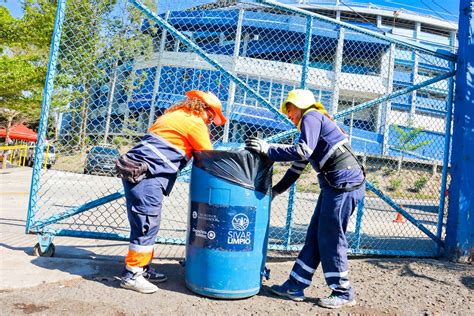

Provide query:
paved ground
left=1, top=167, right=473, bottom=315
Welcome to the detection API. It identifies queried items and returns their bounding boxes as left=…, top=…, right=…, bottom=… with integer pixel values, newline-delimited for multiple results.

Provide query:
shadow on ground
left=365, top=257, right=471, bottom=287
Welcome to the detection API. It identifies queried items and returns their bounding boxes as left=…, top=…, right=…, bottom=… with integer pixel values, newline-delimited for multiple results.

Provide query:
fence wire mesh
left=28, top=0, right=455, bottom=256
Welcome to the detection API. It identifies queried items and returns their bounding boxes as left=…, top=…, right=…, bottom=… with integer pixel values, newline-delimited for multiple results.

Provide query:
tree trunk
left=397, top=155, right=403, bottom=173
left=80, top=103, right=89, bottom=149
left=104, top=59, right=119, bottom=143
left=2, top=115, right=14, bottom=169
left=4, top=116, right=13, bottom=146
left=55, top=112, right=63, bottom=141
left=79, top=85, right=90, bottom=150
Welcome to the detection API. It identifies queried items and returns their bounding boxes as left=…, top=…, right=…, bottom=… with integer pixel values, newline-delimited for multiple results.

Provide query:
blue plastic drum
left=185, top=150, right=273, bottom=299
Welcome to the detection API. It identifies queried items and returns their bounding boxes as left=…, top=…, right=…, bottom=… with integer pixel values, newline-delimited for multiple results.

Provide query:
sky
left=0, top=0, right=460, bottom=22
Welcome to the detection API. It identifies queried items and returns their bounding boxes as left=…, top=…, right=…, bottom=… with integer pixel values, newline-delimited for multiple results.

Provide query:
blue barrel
left=185, top=150, right=273, bottom=299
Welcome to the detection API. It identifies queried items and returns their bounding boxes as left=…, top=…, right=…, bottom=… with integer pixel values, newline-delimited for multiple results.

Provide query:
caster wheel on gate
left=32, top=242, right=55, bottom=257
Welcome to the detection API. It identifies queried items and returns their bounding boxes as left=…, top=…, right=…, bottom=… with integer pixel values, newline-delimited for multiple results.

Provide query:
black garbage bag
left=193, top=149, right=273, bottom=195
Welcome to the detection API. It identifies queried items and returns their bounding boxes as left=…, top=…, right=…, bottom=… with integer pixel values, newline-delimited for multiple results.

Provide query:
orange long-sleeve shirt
left=148, top=109, right=212, bottom=159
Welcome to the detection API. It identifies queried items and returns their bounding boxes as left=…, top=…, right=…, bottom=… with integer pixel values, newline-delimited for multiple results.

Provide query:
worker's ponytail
left=165, top=97, right=207, bottom=117
left=305, top=102, right=346, bottom=135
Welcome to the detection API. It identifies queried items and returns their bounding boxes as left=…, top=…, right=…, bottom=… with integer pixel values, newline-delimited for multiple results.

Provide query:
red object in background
left=393, top=212, right=406, bottom=223
left=0, top=124, right=38, bottom=142
left=393, top=204, right=406, bottom=223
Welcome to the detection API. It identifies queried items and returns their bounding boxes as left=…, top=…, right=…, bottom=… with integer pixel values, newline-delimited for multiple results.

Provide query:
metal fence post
left=223, top=8, right=245, bottom=143
left=300, top=16, right=313, bottom=89
left=436, top=59, right=455, bottom=256
left=283, top=183, right=296, bottom=250
left=349, top=99, right=354, bottom=143
left=410, top=51, right=419, bottom=120
left=331, top=26, right=344, bottom=115
left=382, top=43, right=395, bottom=155
left=409, top=22, right=421, bottom=120
left=445, top=0, right=474, bottom=261
left=103, top=58, right=119, bottom=143
left=147, top=10, right=170, bottom=129
left=26, top=0, right=67, bottom=233
left=283, top=15, right=313, bottom=250
left=352, top=196, right=365, bottom=252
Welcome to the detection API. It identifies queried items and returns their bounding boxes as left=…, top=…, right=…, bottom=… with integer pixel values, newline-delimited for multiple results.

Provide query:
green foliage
left=53, top=0, right=156, bottom=148
left=1, top=0, right=156, bottom=147
left=367, top=175, right=379, bottom=187
left=0, top=1, right=56, bottom=135
left=412, top=176, right=428, bottom=192
left=112, top=136, right=128, bottom=147
left=392, top=119, right=432, bottom=153
left=272, top=166, right=280, bottom=175
left=389, top=177, right=402, bottom=191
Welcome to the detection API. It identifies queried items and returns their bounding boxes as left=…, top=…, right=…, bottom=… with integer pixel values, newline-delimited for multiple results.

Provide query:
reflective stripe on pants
left=123, top=177, right=163, bottom=269
left=289, top=181, right=365, bottom=300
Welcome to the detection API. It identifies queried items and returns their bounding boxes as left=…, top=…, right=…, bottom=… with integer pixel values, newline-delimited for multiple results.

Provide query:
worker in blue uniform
left=116, top=90, right=226, bottom=294
left=245, top=89, right=365, bottom=309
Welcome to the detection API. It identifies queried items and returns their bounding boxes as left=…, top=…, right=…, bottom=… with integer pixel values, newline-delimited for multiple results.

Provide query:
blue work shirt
left=269, top=110, right=364, bottom=192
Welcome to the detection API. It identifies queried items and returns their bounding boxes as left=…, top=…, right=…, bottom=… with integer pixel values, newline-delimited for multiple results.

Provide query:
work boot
left=318, top=295, right=356, bottom=309
left=143, top=266, right=168, bottom=283
left=270, top=280, right=305, bottom=301
left=120, top=272, right=159, bottom=294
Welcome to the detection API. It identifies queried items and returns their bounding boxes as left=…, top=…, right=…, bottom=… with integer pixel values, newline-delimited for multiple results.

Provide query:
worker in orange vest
left=116, top=90, right=226, bottom=294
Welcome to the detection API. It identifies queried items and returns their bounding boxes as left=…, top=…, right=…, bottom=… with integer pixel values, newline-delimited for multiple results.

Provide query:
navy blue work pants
left=288, top=177, right=365, bottom=300
left=122, top=177, right=163, bottom=273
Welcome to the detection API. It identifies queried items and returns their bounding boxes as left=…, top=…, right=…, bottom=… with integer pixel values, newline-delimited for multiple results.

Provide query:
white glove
left=245, top=137, right=270, bottom=156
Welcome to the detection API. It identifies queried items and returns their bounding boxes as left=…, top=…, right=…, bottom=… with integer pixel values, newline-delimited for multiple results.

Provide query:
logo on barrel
left=207, top=230, right=216, bottom=240
left=231, top=214, right=249, bottom=231
left=228, top=214, right=252, bottom=245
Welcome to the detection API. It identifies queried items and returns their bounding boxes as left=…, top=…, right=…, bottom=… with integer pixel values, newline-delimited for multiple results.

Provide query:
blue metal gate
left=27, top=0, right=456, bottom=257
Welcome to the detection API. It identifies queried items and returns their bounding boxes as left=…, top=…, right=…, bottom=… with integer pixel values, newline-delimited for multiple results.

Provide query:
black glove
left=271, top=188, right=280, bottom=201
left=245, top=137, right=270, bottom=156
left=115, top=155, right=148, bottom=183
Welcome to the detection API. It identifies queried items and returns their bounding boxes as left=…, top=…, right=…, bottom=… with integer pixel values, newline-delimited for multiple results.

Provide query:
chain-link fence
left=27, top=0, right=456, bottom=257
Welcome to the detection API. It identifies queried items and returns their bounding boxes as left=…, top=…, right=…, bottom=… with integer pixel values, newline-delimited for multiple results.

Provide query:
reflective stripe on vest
left=141, top=140, right=179, bottom=172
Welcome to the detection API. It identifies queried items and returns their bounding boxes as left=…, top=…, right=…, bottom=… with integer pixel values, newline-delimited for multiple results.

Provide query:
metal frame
left=29, top=191, right=125, bottom=231
left=365, top=181, right=443, bottom=246
left=264, top=70, right=455, bottom=144
left=130, top=0, right=293, bottom=127
left=283, top=16, right=314, bottom=250
left=352, top=196, right=365, bottom=252
left=223, top=7, right=245, bottom=142
left=256, top=0, right=456, bottom=62
left=147, top=10, right=171, bottom=129
left=26, top=0, right=456, bottom=257
left=26, top=0, right=67, bottom=233
left=445, top=0, right=473, bottom=260
left=331, top=26, right=344, bottom=114
left=436, top=59, right=455, bottom=255
left=333, top=71, right=455, bottom=119
left=300, top=16, right=313, bottom=89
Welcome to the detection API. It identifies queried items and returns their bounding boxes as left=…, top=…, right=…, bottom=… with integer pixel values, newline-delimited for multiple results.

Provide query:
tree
left=53, top=0, right=155, bottom=149
left=0, top=1, right=55, bottom=144
left=100, top=0, right=155, bottom=143
left=52, top=0, right=116, bottom=149
left=392, top=118, right=432, bottom=172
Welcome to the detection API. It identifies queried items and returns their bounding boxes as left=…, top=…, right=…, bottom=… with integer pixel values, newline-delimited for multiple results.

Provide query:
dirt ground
left=1, top=167, right=471, bottom=315
left=0, top=254, right=472, bottom=315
